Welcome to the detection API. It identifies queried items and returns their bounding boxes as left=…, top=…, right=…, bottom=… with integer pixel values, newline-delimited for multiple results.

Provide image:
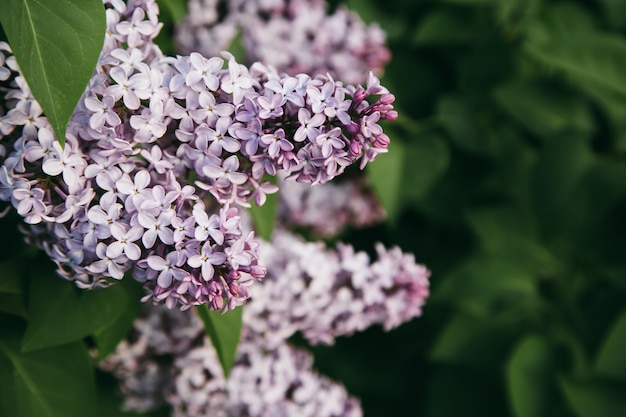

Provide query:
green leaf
left=559, top=377, right=626, bottom=417
left=0, top=0, right=105, bottom=146
left=0, top=261, right=26, bottom=317
left=155, top=0, right=187, bottom=24
left=403, top=132, right=450, bottom=202
left=432, top=253, right=540, bottom=316
left=431, top=313, right=526, bottom=366
left=436, top=0, right=496, bottom=4
left=531, top=134, right=594, bottom=241
left=412, top=10, right=476, bottom=45
left=93, top=278, right=144, bottom=361
left=248, top=175, right=279, bottom=241
left=196, top=304, right=243, bottom=379
left=595, top=309, right=626, bottom=379
left=436, top=95, right=491, bottom=154
left=0, top=326, right=96, bottom=417
left=494, top=80, right=593, bottom=139
left=506, top=336, right=555, bottom=417
left=344, top=0, right=407, bottom=40
left=367, top=138, right=405, bottom=224
left=598, top=0, right=626, bottom=30
left=466, top=206, right=559, bottom=273
left=525, top=33, right=626, bottom=97
left=426, top=364, right=510, bottom=417
left=22, top=273, right=127, bottom=352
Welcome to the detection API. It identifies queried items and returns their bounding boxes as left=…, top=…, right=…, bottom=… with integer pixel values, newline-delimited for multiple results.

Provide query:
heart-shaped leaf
left=196, top=304, right=243, bottom=378
left=0, top=0, right=105, bottom=146
left=0, top=323, right=96, bottom=417
left=22, top=273, right=128, bottom=352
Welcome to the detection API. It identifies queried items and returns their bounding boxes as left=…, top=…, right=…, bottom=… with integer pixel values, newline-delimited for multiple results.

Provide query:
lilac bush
left=0, top=0, right=396, bottom=311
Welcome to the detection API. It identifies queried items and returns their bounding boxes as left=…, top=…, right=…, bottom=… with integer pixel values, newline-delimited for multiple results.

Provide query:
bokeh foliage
left=315, top=0, right=626, bottom=416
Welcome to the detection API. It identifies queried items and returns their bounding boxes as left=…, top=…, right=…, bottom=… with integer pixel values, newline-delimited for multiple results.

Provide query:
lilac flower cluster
left=173, top=335, right=362, bottom=417
left=101, top=306, right=362, bottom=417
left=176, top=0, right=391, bottom=84
left=101, top=230, right=429, bottom=415
left=246, top=229, right=431, bottom=347
left=0, top=0, right=396, bottom=310
left=277, top=172, right=386, bottom=236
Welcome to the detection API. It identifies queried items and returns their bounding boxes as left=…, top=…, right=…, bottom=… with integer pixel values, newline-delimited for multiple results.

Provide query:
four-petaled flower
left=107, top=223, right=143, bottom=260
left=147, top=252, right=188, bottom=288
left=187, top=242, right=227, bottom=281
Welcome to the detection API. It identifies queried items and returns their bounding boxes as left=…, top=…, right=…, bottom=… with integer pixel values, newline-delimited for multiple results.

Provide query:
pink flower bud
left=349, top=140, right=362, bottom=156
left=346, top=122, right=360, bottom=134
left=353, top=87, right=367, bottom=104
left=380, top=94, right=395, bottom=104
left=250, top=265, right=266, bottom=278
left=383, top=110, right=398, bottom=121
left=373, top=133, right=390, bottom=148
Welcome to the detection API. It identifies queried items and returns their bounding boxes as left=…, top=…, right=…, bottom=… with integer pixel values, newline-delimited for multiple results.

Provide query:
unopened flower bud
left=380, top=94, right=395, bottom=104
left=250, top=265, right=266, bottom=278
left=373, top=133, right=390, bottom=148
left=383, top=110, right=398, bottom=121
left=349, top=140, right=362, bottom=156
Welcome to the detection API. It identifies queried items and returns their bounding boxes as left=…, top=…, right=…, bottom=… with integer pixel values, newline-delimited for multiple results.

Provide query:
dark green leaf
left=0, top=0, right=105, bottom=146
left=344, top=0, right=406, bottom=40
left=426, top=364, right=510, bottom=417
left=525, top=34, right=626, bottom=97
left=366, top=138, right=405, bottom=224
left=560, top=377, right=626, bottom=417
left=196, top=304, right=243, bottom=378
left=412, top=10, right=475, bottom=45
left=436, top=96, right=491, bottom=154
left=155, top=0, right=187, bottom=24
left=506, top=335, right=555, bottom=417
left=0, top=261, right=26, bottom=317
left=93, top=278, right=145, bottom=361
left=22, top=274, right=127, bottom=352
left=466, top=206, right=559, bottom=273
left=598, top=0, right=626, bottom=30
left=595, top=309, right=626, bottom=379
left=403, top=132, right=450, bottom=202
left=430, top=313, right=526, bottom=366
left=531, top=134, right=594, bottom=241
left=494, top=80, right=593, bottom=139
left=436, top=0, right=496, bottom=4
left=432, top=253, right=540, bottom=316
left=0, top=326, right=96, bottom=417
left=248, top=175, right=279, bottom=241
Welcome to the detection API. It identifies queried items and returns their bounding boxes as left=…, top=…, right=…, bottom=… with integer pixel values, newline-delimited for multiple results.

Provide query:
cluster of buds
left=0, top=0, right=396, bottom=311
left=176, top=0, right=391, bottom=84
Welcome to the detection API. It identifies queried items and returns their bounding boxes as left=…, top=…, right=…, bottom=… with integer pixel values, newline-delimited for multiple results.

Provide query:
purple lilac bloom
left=101, top=305, right=362, bottom=417
left=246, top=229, right=431, bottom=347
left=276, top=172, right=386, bottom=236
left=176, top=0, right=391, bottom=85
left=0, top=0, right=397, bottom=312
left=100, top=228, right=429, bottom=416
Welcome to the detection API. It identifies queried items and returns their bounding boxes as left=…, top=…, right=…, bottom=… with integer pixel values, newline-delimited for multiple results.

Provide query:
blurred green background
left=312, top=0, right=626, bottom=416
